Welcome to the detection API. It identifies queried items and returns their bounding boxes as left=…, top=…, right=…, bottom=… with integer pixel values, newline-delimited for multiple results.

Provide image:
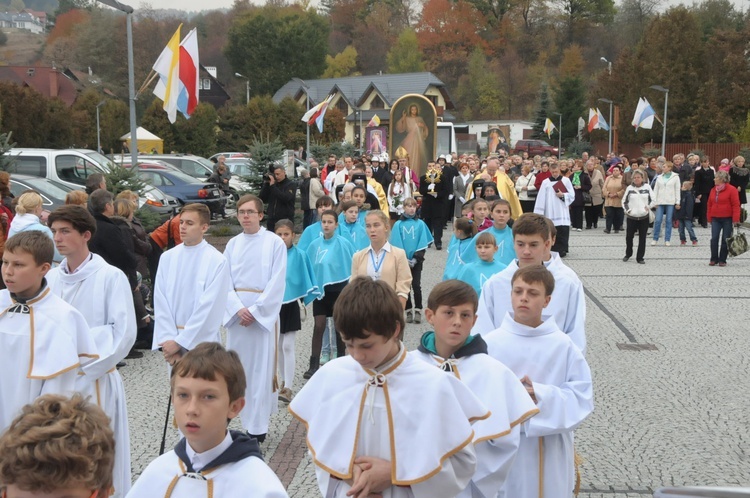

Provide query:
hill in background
left=0, top=29, right=44, bottom=65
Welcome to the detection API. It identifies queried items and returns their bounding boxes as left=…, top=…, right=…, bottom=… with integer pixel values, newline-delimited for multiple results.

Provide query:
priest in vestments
left=47, top=206, right=136, bottom=498
left=466, top=157, right=523, bottom=219
left=224, top=195, right=287, bottom=442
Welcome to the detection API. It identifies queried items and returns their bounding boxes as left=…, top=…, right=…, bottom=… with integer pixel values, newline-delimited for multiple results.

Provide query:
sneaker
left=603, top=230, right=611, bottom=234
left=320, top=351, right=330, bottom=365
left=637, top=260, right=645, bottom=264
left=692, top=240, right=698, bottom=246
left=622, top=256, right=629, bottom=262
left=278, top=387, right=293, bottom=403
left=576, top=228, right=582, bottom=232
left=406, top=310, right=413, bottom=323
left=665, top=241, right=671, bottom=246
left=651, top=240, right=657, bottom=246
left=125, top=349, right=144, bottom=359
left=680, top=240, right=686, bottom=245
left=719, top=262, right=727, bottom=267
left=414, top=310, right=422, bottom=324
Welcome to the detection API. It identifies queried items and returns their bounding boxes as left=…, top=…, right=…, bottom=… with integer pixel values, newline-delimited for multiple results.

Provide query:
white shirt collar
left=185, top=431, right=233, bottom=472
left=61, top=253, right=92, bottom=275
left=369, top=242, right=391, bottom=254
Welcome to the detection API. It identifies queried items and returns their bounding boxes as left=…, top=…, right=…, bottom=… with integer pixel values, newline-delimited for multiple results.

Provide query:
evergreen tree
left=553, top=77, right=586, bottom=146
left=531, top=83, right=551, bottom=139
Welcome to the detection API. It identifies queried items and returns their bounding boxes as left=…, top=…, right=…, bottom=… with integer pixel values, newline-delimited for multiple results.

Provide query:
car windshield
left=227, top=162, right=252, bottom=176
left=195, top=157, right=216, bottom=170
left=84, top=151, right=116, bottom=171
left=17, top=177, right=73, bottom=199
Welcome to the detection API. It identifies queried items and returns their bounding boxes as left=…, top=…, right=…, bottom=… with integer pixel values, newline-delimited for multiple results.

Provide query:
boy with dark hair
left=128, top=343, right=288, bottom=497
left=484, top=266, right=593, bottom=498
left=154, top=203, right=229, bottom=366
left=473, top=213, right=586, bottom=355
left=290, top=276, right=489, bottom=498
left=47, top=205, right=136, bottom=498
left=0, top=231, right=98, bottom=433
left=412, top=279, right=538, bottom=498
left=224, top=195, right=286, bottom=443
left=0, top=394, right=115, bottom=498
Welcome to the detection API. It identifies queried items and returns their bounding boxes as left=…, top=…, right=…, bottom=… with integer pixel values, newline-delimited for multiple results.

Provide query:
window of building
left=202, top=78, right=211, bottom=90
left=370, top=95, right=384, bottom=109
left=336, top=98, right=348, bottom=114
left=426, top=95, right=438, bottom=106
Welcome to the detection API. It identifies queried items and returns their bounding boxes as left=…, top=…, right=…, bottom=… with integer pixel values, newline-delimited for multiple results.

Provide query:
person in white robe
left=290, top=277, right=487, bottom=498
left=46, top=206, right=135, bottom=498
left=224, top=195, right=287, bottom=441
left=153, top=205, right=230, bottom=364
left=534, top=162, right=575, bottom=257
left=473, top=213, right=586, bottom=354
left=484, top=265, right=593, bottom=498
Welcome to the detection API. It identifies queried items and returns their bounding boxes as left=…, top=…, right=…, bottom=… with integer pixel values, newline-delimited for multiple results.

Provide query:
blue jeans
left=678, top=219, right=697, bottom=242
left=653, top=205, right=675, bottom=241
left=710, top=218, right=733, bottom=263
left=321, top=318, right=337, bottom=356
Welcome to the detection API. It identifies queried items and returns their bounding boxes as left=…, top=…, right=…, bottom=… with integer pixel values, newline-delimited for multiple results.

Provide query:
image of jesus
left=395, top=104, right=429, bottom=176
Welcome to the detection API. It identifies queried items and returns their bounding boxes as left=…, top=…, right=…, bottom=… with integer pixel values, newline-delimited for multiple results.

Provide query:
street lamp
left=235, top=73, right=250, bottom=105
left=600, top=57, right=612, bottom=76
left=598, top=98, right=614, bottom=154
left=552, top=111, right=562, bottom=159
left=292, top=77, right=310, bottom=159
left=650, top=85, right=669, bottom=157
left=96, top=99, right=106, bottom=154
left=95, top=0, right=137, bottom=166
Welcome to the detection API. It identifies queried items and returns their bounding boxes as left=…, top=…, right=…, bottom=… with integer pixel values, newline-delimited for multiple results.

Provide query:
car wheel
left=225, top=189, right=239, bottom=208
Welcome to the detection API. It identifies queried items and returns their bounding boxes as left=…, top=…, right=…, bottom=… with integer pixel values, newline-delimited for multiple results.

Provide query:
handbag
left=727, top=228, right=748, bottom=257
left=525, top=176, right=538, bottom=198
left=582, top=191, right=593, bottom=205
left=648, top=209, right=655, bottom=224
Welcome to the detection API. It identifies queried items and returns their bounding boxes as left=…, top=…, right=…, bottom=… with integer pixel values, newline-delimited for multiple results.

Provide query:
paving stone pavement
left=122, top=223, right=750, bottom=497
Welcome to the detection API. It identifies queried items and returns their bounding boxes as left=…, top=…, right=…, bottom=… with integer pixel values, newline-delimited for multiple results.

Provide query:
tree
left=246, top=137, right=284, bottom=190
left=10, top=0, right=24, bottom=12
left=553, top=76, right=586, bottom=145
left=99, top=99, right=130, bottom=155
left=224, top=5, right=329, bottom=97
left=173, top=103, right=219, bottom=157
left=732, top=112, right=750, bottom=143
left=0, top=29, right=7, bottom=47
left=614, top=0, right=662, bottom=41
left=558, top=44, right=584, bottom=78
left=141, top=99, right=175, bottom=152
left=311, top=107, right=345, bottom=144
left=322, top=45, right=359, bottom=78
left=531, top=83, right=552, bottom=139
left=455, top=47, right=504, bottom=120
left=386, top=29, right=425, bottom=74
left=556, top=0, right=615, bottom=43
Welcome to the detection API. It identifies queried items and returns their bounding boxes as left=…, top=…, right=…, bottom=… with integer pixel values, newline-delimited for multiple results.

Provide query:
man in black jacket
left=88, top=189, right=138, bottom=291
left=259, top=165, right=297, bottom=232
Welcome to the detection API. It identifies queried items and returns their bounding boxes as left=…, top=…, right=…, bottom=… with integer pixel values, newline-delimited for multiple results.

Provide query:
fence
left=591, top=141, right=750, bottom=161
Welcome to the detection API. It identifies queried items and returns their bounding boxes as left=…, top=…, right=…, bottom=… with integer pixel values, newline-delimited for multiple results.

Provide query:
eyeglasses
left=237, top=210, right=259, bottom=216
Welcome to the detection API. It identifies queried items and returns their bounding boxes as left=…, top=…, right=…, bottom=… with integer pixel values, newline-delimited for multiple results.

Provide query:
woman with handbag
left=602, top=164, right=626, bottom=233
left=707, top=170, right=741, bottom=267
left=515, top=163, right=537, bottom=213
left=585, top=160, right=604, bottom=229
left=569, top=160, right=592, bottom=231
left=622, top=170, right=654, bottom=264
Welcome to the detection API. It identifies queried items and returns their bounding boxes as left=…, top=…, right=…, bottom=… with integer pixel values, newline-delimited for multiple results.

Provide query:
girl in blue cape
left=390, top=197, right=433, bottom=324
left=443, top=216, right=479, bottom=280
left=303, top=209, right=356, bottom=379
left=483, top=199, right=516, bottom=267
left=274, top=220, right=321, bottom=403
left=298, top=195, right=334, bottom=253
left=457, top=231, right=508, bottom=296
left=336, top=200, right=369, bottom=251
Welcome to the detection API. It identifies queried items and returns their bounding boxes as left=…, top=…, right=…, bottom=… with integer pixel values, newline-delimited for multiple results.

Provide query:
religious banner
left=366, top=127, right=387, bottom=156
left=486, top=125, right=510, bottom=155
left=389, top=94, right=437, bottom=177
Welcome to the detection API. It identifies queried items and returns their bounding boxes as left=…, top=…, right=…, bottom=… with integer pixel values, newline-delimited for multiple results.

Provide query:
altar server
left=533, top=162, right=575, bottom=257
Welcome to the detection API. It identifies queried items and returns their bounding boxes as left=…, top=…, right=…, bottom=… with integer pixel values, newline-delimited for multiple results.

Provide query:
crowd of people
left=0, top=145, right=745, bottom=498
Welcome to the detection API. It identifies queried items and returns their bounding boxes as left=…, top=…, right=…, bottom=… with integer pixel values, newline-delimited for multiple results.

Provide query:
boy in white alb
left=127, top=343, right=288, bottom=497
left=46, top=206, right=135, bottom=498
left=473, top=213, right=586, bottom=354
left=224, top=195, right=287, bottom=443
left=154, top=203, right=230, bottom=367
left=484, top=265, right=593, bottom=498
left=411, top=280, right=539, bottom=498
left=290, top=277, right=488, bottom=498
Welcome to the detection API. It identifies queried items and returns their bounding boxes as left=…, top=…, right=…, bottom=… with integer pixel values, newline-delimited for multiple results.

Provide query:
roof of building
left=273, top=72, right=455, bottom=110
left=0, top=66, right=80, bottom=106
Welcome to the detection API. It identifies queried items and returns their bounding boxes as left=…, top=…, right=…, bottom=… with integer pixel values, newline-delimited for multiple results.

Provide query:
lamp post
left=552, top=111, right=562, bottom=159
left=95, top=0, right=137, bottom=165
left=292, top=77, right=310, bottom=159
left=650, top=85, right=669, bottom=157
left=600, top=57, right=612, bottom=76
left=598, top=98, right=614, bottom=154
left=234, top=73, right=250, bottom=105
left=96, top=99, right=106, bottom=154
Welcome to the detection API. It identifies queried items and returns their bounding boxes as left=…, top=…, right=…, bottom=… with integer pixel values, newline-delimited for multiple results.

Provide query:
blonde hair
left=114, top=198, right=134, bottom=218
left=15, top=191, right=43, bottom=215
left=116, top=190, right=139, bottom=205
left=65, top=190, right=89, bottom=206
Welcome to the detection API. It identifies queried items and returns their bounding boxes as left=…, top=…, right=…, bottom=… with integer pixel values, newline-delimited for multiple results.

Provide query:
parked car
left=145, top=154, right=251, bottom=202
left=208, top=152, right=251, bottom=162
left=124, top=162, right=228, bottom=213
left=512, top=139, right=562, bottom=157
left=8, top=174, right=74, bottom=216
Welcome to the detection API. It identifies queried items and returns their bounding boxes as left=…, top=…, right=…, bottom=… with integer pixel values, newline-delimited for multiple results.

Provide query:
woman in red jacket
left=707, top=170, right=741, bottom=267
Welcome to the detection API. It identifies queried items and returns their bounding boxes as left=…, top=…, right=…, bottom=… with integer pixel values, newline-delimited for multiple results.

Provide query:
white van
left=5, top=148, right=110, bottom=189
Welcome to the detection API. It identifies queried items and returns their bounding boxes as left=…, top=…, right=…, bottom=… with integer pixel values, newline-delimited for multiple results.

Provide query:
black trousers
left=552, top=225, right=570, bottom=256
left=584, top=204, right=601, bottom=228
left=605, top=207, right=624, bottom=231
left=424, top=215, right=444, bottom=247
left=520, top=199, right=536, bottom=213
left=405, top=261, right=423, bottom=310
left=694, top=196, right=708, bottom=226
left=302, top=209, right=316, bottom=229
left=570, top=205, right=584, bottom=229
left=625, top=216, right=649, bottom=261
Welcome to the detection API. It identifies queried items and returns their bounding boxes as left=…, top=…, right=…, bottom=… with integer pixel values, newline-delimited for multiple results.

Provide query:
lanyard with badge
left=370, top=249, right=385, bottom=279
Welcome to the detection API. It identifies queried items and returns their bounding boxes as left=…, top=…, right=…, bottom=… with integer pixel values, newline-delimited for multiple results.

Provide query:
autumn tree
left=386, top=29, right=425, bottom=74
left=322, top=46, right=359, bottom=78
left=455, top=48, right=503, bottom=120
left=556, top=0, right=615, bottom=44
left=225, top=5, right=328, bottom=97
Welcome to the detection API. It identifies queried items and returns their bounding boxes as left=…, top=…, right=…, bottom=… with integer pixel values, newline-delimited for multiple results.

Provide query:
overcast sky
left=140, top=0, right=746, bottom=15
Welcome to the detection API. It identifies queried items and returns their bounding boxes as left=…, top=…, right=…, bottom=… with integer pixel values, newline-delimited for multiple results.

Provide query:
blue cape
left=483, top=226, right=516, bottom=267
left=297, top=221, right=323, bottom=253
left=337, top=221, right=370, bottom=251
left=305, top=234, right=356, bottom=294
left=390, top=218, right=434, bottom=259
left=442, top=235, right=479, bottom=280
left=284, top=244, right=321, bottom=305
left=337, top=210, right=366, bottom=227
left=457, top=259, right=508, bottom=296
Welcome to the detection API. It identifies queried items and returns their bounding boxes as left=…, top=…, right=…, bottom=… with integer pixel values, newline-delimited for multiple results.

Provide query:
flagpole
left=293, top=78, right=310, bottom=159
left=650, top=85, right=669, bottom=157
left=553, top=112, right=562, bottom=159
left=136, top=70, right=158, bottom=100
